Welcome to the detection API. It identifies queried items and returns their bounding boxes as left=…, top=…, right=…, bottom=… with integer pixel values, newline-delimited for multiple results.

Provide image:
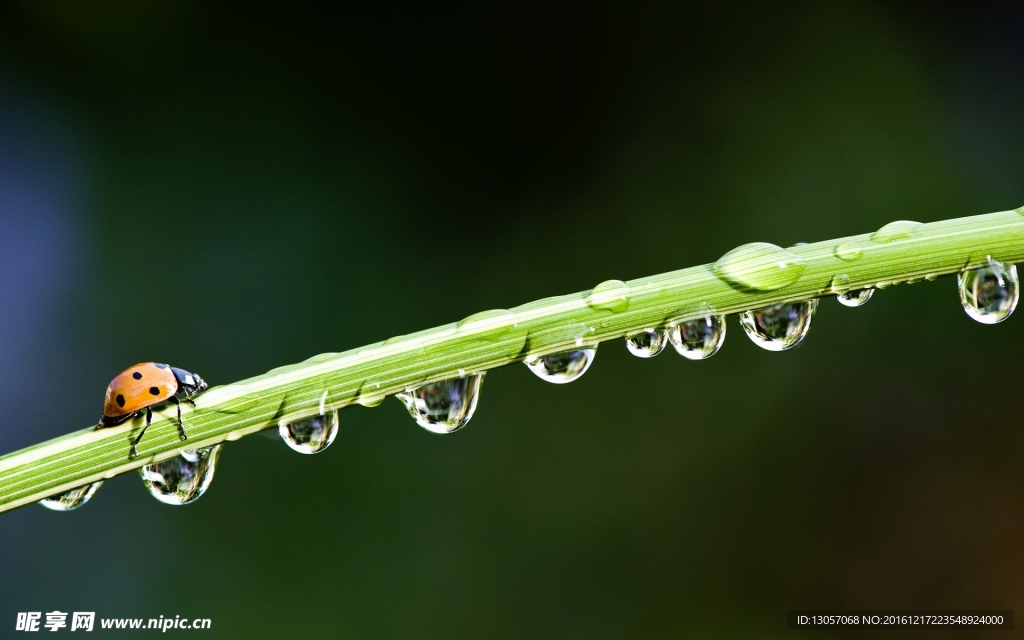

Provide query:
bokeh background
left=2, top=2, right=1024, bottom=637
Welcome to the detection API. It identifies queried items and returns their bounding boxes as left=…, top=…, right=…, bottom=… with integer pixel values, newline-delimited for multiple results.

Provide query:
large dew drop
left=396, top=374, right=483, bottom=434
left=524, top=348, right=596, bottom=384
left=625, top=329, right=666, bottom=358
left=836, top=289, right=874, bottom=307
left=739, top=299, right=818, bottom=351
left=140, top=445, right=222, bottom=506
left=669, top=314, right=726, bottom=360
left=280, top=410, right=339, bottom=454
left=713, top=243, right=806, bottom=292
left=958, top=258, right=1018, bottom=324
left=38, top=481, right=103, bottom=512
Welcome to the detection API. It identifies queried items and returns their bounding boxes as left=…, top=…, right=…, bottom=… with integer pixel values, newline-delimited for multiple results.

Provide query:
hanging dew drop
left=713, top=242, right=806, bottom=291
left=625, top=329, right=666, bottom=358
left=140, top=445, right=222, bottom=505
left=280, top=410, right=340, bottom=453
left=668, top=314, right=726, bottom=360
left=836, top=288, right=874, bottom=307
left=739, top=299, right=818, bottom=351
left=524, top=348, right=596, bottom=384
left=958, top=258, right=1019, bottom=324
left=396, top=374, right=483, bottom=434
left=38, top=481, right=103, bottom=512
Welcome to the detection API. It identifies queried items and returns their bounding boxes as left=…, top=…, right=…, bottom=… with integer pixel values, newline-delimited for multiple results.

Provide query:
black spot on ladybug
left=154, top=363, right=168, bottom=369
left=149, top=386, right=161, bottom=396
left=132, top=372, right=142, bottom=380
left=116, top=394, right=126, bottom=407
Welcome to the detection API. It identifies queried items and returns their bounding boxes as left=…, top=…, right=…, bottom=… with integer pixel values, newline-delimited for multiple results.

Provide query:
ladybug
left=97, top=363, right=208, bottom=458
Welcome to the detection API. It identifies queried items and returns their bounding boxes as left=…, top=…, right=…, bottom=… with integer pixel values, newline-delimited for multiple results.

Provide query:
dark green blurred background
left=2, top=2, right=1023, bottom=637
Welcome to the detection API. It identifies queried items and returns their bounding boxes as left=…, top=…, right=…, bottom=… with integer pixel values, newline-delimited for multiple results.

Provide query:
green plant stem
left=2, top=208, right=1023, bottom=514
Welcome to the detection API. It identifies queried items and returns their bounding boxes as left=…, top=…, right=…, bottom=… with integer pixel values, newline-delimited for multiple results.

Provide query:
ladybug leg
left=182, top=387, right=197, bottom=407
left=169, top=396, right=188, bottom=440
left=130, top=409, right=153, bottom=458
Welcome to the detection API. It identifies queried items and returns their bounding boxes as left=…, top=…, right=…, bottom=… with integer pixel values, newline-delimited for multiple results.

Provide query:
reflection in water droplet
left=669, top=314, right=726, bottom=360
left=140, top=445, right=222, bottom=505
left=958, top=258, right=1019, bottom=324
left=833, top=242, right=863, bottom=261
left=625, top=329, right=666, bottom=358
left=39, top=481, right=103, bottom=511
left=836, top=288, right=874, bottom=307
left=870, top=220, right=920, bottom=243
left=586, top=280, right=631, bottom=312
left=524, top=348, right=596, bottom=384
left=280, top=410, right=339, bottom=453
left=739, top=299, right=818, bottom=351
left=396, top=374, right=483, bottom=434
left=713, top=242, right=806, bottom=291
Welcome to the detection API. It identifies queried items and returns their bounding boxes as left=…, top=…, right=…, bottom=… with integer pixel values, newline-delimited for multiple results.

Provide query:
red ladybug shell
left=102, top=362, right=178, bottom=419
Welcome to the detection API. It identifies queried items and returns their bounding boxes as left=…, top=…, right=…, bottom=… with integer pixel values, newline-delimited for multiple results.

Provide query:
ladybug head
left=171, top=367, right=208, bottom=395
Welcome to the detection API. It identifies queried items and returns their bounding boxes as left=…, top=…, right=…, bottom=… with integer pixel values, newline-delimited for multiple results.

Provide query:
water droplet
left=836, top=288, right=874, bottom=307
left=739, top=299, right=818, bottom=351
left=457, top=309, right=514, bottom=328
left=38, top=481, right=103, bottom=512
left=870, top=220, right=920, bottom=243
left=140, top=445, right=222, bottom=506
left=668, top=314, right=726, bottom=360
left=396, top=374, right=483, bottom=434
left=829, top=273, right=851, bottom=294
left=713, top=243, right=806, bottom=292
left=586, top=280, right=631, bottom=312
left=225, top=431, right=244, bottom=441
left=524, top=348, right=596, bottom=384
left=355, top=380, right=387, bottom=407
left=958, top=258, right=1019, bottom=324
left=279, top=410, right=339, bottom=453
left=625, top=329, right=666, bottom=358
left=833, top=242, right=863, bottom=261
